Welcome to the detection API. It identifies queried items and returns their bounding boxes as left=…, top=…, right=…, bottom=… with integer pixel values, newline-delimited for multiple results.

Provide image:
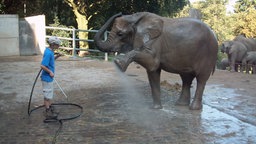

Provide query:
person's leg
left=44, top=98, right=51, bottom=109
left=42, top=81, right=56, bottom=118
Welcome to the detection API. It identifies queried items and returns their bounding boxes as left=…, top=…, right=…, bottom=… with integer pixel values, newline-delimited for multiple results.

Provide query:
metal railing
left=45, top=26, right=109, bottom=61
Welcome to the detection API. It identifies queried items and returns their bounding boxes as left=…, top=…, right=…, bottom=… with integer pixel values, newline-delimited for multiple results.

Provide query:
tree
left=1, top=0, right=189, bottom=57
left=233, top=0, right=256, bottom=37
left=64, top=0, right=90, bottom=57
left=177, top=0, right=231, bottom=43
left=234, top=0, right=256, bottom=12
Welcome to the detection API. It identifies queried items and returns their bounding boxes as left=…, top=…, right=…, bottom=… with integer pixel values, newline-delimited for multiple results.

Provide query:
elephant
left=220, top=58, right=240, bottom=71
left=245, top=51, right=256, bottom=74
left=233, top=35, right=256, bottom=51
left=221, top=40, right=248, bottom=72
left=220, top=58, right=229, bottom=70
left=94, top=12, right=218, bottom=110
left=220, top=58, right=240, bottom=72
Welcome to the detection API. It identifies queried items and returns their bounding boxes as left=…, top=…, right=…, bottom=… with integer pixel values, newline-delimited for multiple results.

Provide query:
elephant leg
left=229, top=53, right=237, bottom=72
left=115, top=49, right=159, bottom=72
left=147, top=69, right=162, bottom=109
left=235, top=63, right=239, bottom=72
left=190, top=75, right=208, bottom=110
left=246, top=62, right=252, bottom=74
left=114, top=50, right=137, bottom=72
left=176, top=74, right=194, bottom=106
left=253, top=64, right=256, bottom=74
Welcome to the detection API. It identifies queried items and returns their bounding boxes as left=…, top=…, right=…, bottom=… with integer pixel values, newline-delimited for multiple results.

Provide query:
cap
left=48, top=36, right=61, bottom=45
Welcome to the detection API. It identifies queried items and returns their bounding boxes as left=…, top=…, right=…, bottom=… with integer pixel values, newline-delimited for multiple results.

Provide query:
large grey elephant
left=94, top=12, right=218, bottom=110
left=245, top=51, right=256, bottom=74
left=221, top=40, right=247, bottom=72
left=234, top=35, right=256, bottom=51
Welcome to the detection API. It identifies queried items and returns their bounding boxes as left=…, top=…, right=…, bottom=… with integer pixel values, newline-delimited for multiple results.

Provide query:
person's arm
left=40, top=65, right=54, bottom=78
left=54, top=53, right=63, bottom=60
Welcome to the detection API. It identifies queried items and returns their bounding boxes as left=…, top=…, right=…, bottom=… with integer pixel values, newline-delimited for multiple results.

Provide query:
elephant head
left=94, top=12, right=163, bottom=71
left=221, top=41, right=232, bottom=53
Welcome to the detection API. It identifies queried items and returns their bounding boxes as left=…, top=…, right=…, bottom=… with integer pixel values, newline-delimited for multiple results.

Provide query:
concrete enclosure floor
left=0, top=56, right=255, bottom=144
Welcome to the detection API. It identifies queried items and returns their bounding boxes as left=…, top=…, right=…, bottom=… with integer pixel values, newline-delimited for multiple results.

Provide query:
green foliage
left=47, top=16, right=74, bottom=54
left=234, top=0, right=256, bottom=12
left=0, top=3, right=5, bottom=14
left=176, top=0, right=256, bottom=67
left=89, top=0, right=189, bottom=30
left=233, top=2, right=256, bottom=37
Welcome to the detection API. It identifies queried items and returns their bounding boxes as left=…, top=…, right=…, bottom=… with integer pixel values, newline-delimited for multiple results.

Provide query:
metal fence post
left=72, top=28, right=76, bottom=56
left=104, top=31, right=108, bottom=61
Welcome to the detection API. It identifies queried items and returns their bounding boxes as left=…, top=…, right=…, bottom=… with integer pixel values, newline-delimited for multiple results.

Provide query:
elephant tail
left=211, top=65, right=216, bottom=75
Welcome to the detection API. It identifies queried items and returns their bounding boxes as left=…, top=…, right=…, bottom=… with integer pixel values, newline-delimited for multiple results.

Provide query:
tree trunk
left=189, top=8, right=202, bottom=20
left=74, top=9, right=89, bottom=57
left=65, top=0, right=89, bottom=57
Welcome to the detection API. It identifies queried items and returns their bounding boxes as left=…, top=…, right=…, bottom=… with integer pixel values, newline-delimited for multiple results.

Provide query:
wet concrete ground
left=0, top=56, right=256, bottom=144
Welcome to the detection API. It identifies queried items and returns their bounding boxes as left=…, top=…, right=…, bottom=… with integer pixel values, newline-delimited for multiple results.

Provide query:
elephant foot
left=230, top=69, right=236, bottom=72
left=189, top=100, right=202, bottom=110
left=175, top=97, right=190, bottom=106
left=151, top=104, right=163, bottom=109
left=114, top=58, right=129, bottom=72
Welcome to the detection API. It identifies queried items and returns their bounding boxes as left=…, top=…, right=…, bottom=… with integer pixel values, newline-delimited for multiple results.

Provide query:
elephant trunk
left=94, top=12, right=122, bottom=52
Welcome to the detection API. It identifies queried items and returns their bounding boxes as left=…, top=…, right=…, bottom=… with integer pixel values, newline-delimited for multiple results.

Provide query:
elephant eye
left=117, top=31, right=123, bottom=37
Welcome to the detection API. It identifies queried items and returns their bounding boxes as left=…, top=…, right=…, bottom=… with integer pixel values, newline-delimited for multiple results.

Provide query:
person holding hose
left=40, top=36, right=61, bottom=119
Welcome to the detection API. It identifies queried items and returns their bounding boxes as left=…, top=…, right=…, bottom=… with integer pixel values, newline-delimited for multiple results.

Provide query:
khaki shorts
left=42, top=81, right=53, bottom=100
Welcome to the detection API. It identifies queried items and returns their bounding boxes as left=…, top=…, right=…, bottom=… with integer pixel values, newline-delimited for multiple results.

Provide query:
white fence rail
left=45, top=26, right=109, bottom=61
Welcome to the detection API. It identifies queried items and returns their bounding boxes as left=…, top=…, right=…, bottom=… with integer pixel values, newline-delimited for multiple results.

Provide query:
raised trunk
left=94, top=13, right=122, bottom=52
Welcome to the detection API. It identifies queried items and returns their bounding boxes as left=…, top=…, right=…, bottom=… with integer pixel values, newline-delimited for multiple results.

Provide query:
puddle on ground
left=113, top=71, right=256, bottom=143
left=203, top=84, right=256, bottom=126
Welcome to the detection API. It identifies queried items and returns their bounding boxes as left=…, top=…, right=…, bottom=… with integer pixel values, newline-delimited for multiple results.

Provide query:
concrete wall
left=0, top=14, right=46, bottom=56
left=19, top=15, right=46, bottom=55
left=0, top=15, right=20, bottom=56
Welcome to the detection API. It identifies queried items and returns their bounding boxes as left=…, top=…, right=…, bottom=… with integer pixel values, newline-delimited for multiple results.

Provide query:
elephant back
left=234, top=35, right=256, bottom=51
left=246, top=51, right=256, bottom=62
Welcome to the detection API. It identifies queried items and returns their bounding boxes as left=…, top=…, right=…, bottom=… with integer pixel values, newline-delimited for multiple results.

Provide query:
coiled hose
left=27, top=59, right=83, bottom=144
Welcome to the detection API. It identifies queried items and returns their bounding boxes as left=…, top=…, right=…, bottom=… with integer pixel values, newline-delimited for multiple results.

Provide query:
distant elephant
left=94, top=12, right=218, bottom=110
left=221, top=40, right=247, bottom=72
left=233, top=35, right=256, bottom=51
left=220, top=58, right=229, bottom=70
left=245, top=51, right=256, bottom=74
left=220, top=58, right=240, bottom=71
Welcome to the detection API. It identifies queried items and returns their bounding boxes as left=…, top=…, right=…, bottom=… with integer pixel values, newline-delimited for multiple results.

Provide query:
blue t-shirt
left=41, top=47, right=55, bottom=82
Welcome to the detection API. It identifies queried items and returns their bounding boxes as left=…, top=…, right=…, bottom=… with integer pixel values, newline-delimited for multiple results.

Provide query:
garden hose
left=27, top=55, right=83, bottom=144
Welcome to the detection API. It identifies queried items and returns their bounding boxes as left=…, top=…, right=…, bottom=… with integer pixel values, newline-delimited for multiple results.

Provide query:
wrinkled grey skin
left=220, top=58, right=229, bottom=70
left=245, top=51, right=256, bottom=74
left=221, top=41, right=247, bottom=72
left=94, top=12, right=218, bottom=110
left=234, top=35, right=256, bottom=51
left=220, top=58, right=240, bottom=72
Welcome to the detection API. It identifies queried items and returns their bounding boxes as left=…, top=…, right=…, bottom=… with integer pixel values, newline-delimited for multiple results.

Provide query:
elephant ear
left=132, top=14, right=163, bottom=49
